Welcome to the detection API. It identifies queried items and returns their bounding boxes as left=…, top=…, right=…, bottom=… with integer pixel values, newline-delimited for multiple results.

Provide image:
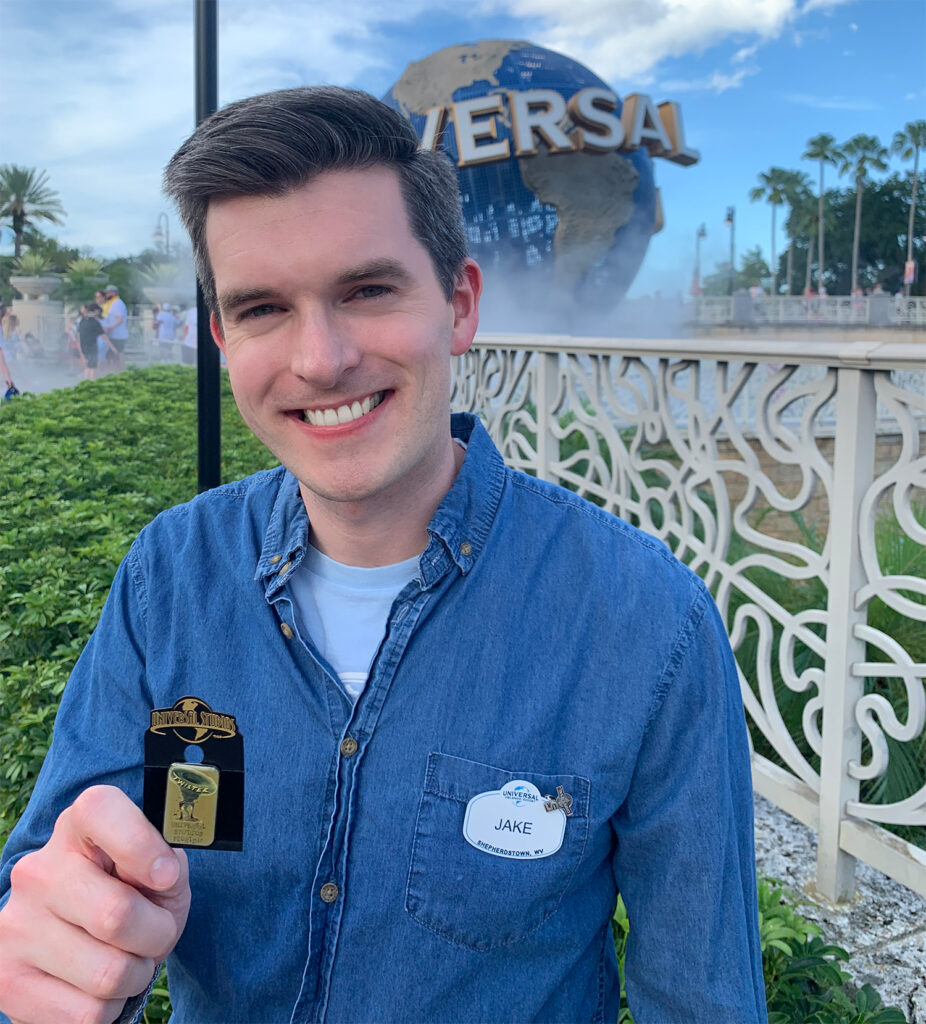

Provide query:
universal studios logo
left=419, top=89, right=700, bottom=169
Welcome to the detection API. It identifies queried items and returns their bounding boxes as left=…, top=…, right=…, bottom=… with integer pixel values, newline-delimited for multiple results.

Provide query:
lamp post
left=724, top=207, right=735, bottom=295
left=153, top=213, right=171, bottom=257
left=691, top=223, right=706, bottom=297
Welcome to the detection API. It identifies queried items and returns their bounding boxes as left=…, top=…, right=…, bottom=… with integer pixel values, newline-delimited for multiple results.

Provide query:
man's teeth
left=303, top=391, right=384, bottom=426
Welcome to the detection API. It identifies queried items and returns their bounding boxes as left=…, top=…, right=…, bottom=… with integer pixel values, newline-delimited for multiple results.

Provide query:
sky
left=1, top=0, right=924, bottom=299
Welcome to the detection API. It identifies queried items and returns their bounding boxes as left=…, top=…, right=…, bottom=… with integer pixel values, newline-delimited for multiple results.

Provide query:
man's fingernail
left=150, top=855, right=180, bottom=888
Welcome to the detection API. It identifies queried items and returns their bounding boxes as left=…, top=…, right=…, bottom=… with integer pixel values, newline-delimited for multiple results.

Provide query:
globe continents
left=383, top=40, right=658, bottom=331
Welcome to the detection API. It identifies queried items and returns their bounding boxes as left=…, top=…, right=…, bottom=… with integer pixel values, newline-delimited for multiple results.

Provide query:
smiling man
left=0, top=87, right=766, bottom=1024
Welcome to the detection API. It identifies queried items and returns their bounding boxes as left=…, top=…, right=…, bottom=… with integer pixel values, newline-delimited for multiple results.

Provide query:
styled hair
left=163, top=86, right=468, bottom=313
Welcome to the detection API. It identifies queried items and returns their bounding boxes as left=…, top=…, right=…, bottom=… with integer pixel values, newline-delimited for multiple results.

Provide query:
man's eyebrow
left=335, top=258, right=413, bottom=287
left=217, top=287, right=278, bottom=314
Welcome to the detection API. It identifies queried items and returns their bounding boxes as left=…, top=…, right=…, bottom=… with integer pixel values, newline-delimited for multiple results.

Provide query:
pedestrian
left=180, top=302, right=197, bottom=365
left=0, top=338, right=14, bottom=392
left=76, top=301, right=114, bottom=381
left=155, top=303, right=180, bottom=361
left=101, top=283, right=129, bottom=371
left=0, top=86, right=766, bottom=1024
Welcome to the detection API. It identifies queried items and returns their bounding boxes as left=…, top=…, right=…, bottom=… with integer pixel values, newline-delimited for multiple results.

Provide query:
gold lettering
left=507, top=88, right=573, bottom=157
left=420, top=105, right=448, bottom=151
left=656, top=101, right=700, bottom=166
left=452, top=95, right=510, bottom=167
left=621, top=93, right=672, bottom=156
left=567, top=88, right=624, bottom=152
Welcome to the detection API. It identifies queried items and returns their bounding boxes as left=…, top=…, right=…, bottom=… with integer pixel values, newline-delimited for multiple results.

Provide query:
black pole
left=195, top=0, right=220, bottom=492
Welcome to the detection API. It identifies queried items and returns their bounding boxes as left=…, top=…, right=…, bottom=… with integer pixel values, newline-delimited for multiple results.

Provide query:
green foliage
left=757, top=879, right=905, bottom=1024
left=611, top=879, right=904, bottom=1023
left=12, top=251, right=54, bottom=276
left=0, top=164, right=65, bottom=258
left=702, top=246, right=771, bottom=295
left=0, top=365, right=277, bottom=840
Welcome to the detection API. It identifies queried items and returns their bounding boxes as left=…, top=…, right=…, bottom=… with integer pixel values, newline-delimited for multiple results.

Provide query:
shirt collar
left=255, top=412, right=506, bottom=597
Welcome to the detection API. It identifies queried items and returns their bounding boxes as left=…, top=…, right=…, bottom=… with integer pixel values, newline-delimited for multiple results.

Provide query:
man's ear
left=209, top=311, right=227, bottom=354
left=450, top=259, right=482, bottom=357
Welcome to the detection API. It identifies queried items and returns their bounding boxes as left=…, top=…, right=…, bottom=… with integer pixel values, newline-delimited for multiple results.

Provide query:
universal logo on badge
left=149, top=696, right=237, bottom=744
left=502, top=781, right=540, bottom=807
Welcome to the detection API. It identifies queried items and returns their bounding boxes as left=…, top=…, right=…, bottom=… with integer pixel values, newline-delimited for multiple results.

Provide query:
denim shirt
left=0, top=413, right=766, bottom=1024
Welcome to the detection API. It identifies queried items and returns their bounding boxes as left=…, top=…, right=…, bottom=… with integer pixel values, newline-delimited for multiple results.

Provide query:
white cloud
left=849, top=21, right=858, bottom=30
left=801, top=0, right=854, bottom=12
left=484, top=0, right=800, bottom=81
left=659, top=66, right=759, bottom=93
left=732, top=43, right=760, bottom=63
left=785, top=91, right=879, bottom=111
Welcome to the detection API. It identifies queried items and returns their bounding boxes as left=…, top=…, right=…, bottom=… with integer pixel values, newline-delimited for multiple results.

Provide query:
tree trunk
left=851, top=176, right=863, bottom=293
left=906, top=146, right=920, bottom=297
left=771, top=205, right=777, bottom=295
left=818, top=161, right=825, bottom=292
left=786, top=239, right=793, bottom=295
left=12, top=211, right=23, bottom=259
left=805, top=236, right=815, bottom=294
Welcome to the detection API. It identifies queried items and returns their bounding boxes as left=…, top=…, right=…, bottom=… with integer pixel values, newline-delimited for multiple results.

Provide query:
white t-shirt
left=289, top=545, right=419, bottom=701
left=182, top=307, right=197, bottom=348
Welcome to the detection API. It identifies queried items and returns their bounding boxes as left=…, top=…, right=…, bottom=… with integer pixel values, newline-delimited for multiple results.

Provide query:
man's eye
left=240, top=304, right=279, bottom=320
left=353, top=285, right=391, bottom=300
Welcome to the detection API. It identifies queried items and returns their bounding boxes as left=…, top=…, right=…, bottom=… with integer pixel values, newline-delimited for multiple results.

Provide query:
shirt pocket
left=405, top=752, right=590, bottom=952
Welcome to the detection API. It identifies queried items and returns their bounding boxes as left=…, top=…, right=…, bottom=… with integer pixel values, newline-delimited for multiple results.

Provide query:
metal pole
left=195, top=0, right=221, bottom=492
left=725, top=207, right=735, bottom=296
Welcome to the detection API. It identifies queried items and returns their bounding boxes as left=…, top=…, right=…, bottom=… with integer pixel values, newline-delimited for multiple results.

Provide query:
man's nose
left=289, top=309, right=361, bottom=388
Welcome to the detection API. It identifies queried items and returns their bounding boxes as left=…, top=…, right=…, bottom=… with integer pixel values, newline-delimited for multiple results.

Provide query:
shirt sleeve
left=0, top=543, right=158, bottom=1024
left=611, top=581, right=768, bottom=1024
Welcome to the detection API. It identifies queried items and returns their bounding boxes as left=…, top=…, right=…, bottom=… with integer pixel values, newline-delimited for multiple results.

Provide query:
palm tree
left=838, top=135, right=889, bottom=293
left=788, top=189, right=820, bottom=296
left=0, top=165, right=65, bottom=258
left=891, top=120, right=926, bottom=295
left=802, top=133, right=841, bottom=293
left=780, top=170, right=812, bottom=295
left=749, top=167, right=792, bottom=294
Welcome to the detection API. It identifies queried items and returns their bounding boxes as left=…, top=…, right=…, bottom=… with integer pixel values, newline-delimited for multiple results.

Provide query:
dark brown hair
left=163, top=85, right=467, bottom=313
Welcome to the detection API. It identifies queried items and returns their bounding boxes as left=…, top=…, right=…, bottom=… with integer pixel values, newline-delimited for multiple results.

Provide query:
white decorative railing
left=695, top=295, right=926, bottom=328
left=453, top=333, right=926, bottom=902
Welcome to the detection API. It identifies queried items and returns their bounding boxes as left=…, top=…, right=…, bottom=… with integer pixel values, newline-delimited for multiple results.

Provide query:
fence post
left=534, top=350, right=560, bottom=482
left=816, top=367, right=877, bottom=902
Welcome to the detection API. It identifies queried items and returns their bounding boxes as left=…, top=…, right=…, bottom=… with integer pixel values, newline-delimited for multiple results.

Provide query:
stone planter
left=10, top=275, right=61, bottom=301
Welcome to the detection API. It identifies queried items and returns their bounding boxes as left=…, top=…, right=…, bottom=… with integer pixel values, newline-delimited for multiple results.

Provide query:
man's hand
left=0, top=785, right=190, bottom=1024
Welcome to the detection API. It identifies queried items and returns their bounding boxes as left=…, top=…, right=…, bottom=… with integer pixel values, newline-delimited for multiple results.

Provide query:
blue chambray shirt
left=0, top=413, right=766, bottom=1024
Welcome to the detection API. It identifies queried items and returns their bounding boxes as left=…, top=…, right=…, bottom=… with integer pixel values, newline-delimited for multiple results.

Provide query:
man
left=101, top=283, right=129, bottom=371
left=0, top=87, right=766, bottom=1024
left=180, top=302, right=197, bottom=365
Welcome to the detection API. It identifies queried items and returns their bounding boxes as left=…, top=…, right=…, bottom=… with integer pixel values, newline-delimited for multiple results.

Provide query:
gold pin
left=163, top=763, right=220, bottom=847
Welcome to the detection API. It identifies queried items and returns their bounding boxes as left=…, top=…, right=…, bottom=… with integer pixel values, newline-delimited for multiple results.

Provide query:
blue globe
left=384, top=41, right=658, bottom=330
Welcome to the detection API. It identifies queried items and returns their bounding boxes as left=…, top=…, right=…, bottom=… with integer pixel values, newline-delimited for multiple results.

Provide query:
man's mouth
left=302, top=390, right=385, bottom=426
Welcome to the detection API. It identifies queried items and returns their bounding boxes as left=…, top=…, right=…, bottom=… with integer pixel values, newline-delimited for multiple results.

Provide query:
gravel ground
left=753, top=794, right=926, bottom=1023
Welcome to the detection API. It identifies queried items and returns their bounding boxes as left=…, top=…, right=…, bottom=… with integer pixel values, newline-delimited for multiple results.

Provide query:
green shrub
left=0, top=366, right=277, bottom=838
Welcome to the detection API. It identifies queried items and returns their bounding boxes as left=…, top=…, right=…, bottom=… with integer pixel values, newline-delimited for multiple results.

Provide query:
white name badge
left=463, top=780, right=566, bottom=860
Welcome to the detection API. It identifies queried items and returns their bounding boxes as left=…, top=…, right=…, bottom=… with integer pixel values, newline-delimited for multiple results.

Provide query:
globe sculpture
left=384, top=40, right=660, bottom=330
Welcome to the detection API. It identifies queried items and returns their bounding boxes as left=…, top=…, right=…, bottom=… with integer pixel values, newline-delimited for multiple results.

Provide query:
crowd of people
left=148, top=300, right=198, bottom=365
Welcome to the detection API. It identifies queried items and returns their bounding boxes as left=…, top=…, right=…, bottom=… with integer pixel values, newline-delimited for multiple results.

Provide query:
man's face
left=207, top=166, right=481, bottom=513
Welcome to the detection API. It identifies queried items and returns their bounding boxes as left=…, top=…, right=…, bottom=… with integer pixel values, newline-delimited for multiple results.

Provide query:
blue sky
left=1, top=0, right=923, bottom=298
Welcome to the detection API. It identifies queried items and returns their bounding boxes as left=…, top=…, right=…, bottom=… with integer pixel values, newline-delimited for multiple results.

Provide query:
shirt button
left=278, top=560, right=293, bottom=574
left=280, top=622, right=294, bottom=639
left=269, top=554, right=283, bottom=564
left=460, top=541, right=473, bottom=557
left=320, top=882, right=340, bottom=903
left=340, top=736, right=358, bottom=757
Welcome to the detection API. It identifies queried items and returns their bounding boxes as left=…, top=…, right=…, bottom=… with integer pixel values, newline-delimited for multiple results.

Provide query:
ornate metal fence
left=452, top=333, right=926, bottom=901
left=695, top=295, right=926, bottom=327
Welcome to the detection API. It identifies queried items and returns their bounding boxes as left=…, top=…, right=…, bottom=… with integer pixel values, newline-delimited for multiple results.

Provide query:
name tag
left=463, top=780, right=566, bottom=860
